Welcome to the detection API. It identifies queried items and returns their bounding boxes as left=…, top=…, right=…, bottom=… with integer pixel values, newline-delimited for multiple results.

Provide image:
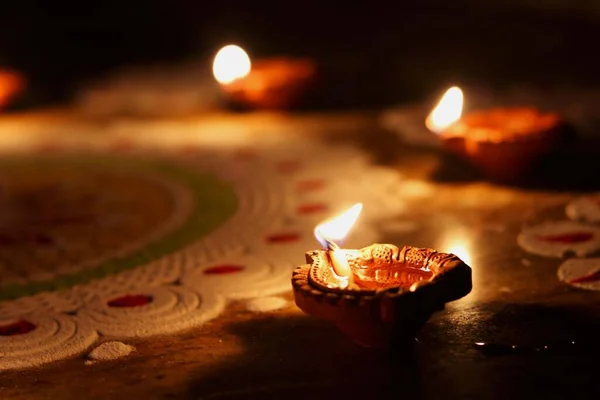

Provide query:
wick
left=324, top=238, right=340, bottom=251
left=324, top=239, right=355, bottom=288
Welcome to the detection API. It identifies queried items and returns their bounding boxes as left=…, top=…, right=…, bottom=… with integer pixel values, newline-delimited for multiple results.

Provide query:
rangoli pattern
left=0, top=134, right=409, bottom=370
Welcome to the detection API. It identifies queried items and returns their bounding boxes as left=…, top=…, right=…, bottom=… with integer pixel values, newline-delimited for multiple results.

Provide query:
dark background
left=0, top=0, right=599, bottom=109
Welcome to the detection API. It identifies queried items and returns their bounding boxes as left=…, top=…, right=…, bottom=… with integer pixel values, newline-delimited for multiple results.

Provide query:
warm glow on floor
left=446, top=242, right=472, bottom=266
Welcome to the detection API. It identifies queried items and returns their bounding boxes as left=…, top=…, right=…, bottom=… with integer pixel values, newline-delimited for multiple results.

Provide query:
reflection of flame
left=212, top=45, right=252, bottom=84
left=314, top=203, right=363, bottom=248
left=426, top=86, right=464, bottom=134
left=446, top=242, right=472, bottom=266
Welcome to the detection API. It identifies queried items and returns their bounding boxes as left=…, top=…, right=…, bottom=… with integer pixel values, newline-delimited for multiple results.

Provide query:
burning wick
left=321, top=238, right=354, bottom=288
left=321, top=237, right=340, bottom=251
left=314, top=203, right=363, bottom=289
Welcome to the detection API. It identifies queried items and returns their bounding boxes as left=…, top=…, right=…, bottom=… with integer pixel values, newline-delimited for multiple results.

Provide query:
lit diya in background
left=213, top=45, right=316, bottom=110
left=426, top=86, right=573, bottom=182
left=292, top=203, right=472, bottom=348
left=0, top=69, right=25, bottom=110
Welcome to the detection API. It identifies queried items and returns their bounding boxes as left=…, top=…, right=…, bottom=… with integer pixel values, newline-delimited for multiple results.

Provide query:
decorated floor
left=0, top=118, right=408, bottom=370
left=2, top=111, right=600, bottom=400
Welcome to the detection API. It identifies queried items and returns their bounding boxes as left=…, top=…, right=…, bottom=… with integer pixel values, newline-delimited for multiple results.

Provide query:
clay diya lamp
left=0, top=69, right=25, bottom=110
left=213, top=45, right=316, bottom=110
left=426, top=87, right=572, bottom=182
left=291, top=204, right=472, bottom=348
left=293, top=244, right=472, bottom=348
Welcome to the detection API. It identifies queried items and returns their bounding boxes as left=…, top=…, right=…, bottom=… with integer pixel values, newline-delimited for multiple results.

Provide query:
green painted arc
left=0, top=156, right=238, bottom=301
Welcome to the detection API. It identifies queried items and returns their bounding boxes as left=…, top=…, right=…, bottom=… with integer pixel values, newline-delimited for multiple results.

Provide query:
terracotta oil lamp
left=213, top=45, right=316, bottom=110
left=426, top=87, right=572, bottom=182
left=292, top=204, right=472, bottom=348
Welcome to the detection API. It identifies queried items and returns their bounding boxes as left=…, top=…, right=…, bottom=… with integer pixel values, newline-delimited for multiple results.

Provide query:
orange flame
left=314, top=203, right=362, bottom=248
left=314, top=203, right=363, bottom=288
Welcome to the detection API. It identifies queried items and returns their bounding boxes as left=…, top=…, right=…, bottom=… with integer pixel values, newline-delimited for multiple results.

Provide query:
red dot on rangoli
left=296, top=179, right=326, bottom=192
left=179, top=144, right=201, bottom=155
left=36, top=142, right=62, bottom=153
left=204, top=264, right=245, bottom=274
left=0, top=320, right=36, bottom=336
left=539, top=232, right=594, bottom=244
left=233, top=148, right=257, bottom=160
left=110, top=139, right=134, bottom=152
left=276, top=160, right=301, bottom=174
left=267, top=232, right=302, bottom=243
left=107, top=294, right=153, bottom=308
left=297, top=203, right=328, bottom=214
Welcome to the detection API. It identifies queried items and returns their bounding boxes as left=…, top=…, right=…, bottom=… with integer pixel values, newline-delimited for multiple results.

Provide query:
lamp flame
left=314, top=203, right=363, bottom=289
left=426, top=86, right=464, bottom=134
left=314, top=203, right=363, bottom=248
left=213, top=45, right=251, bottom=85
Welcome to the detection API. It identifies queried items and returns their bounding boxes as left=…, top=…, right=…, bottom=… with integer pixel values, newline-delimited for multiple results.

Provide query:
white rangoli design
left=0, top=128, right=417, bottom=370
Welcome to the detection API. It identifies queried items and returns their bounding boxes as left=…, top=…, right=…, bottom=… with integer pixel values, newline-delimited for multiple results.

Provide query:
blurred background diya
left=0, top=69, right=25, bottom=110
left=426, top=86, right=575, bottom=183
left=212, top=44, right=317, bottom=110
